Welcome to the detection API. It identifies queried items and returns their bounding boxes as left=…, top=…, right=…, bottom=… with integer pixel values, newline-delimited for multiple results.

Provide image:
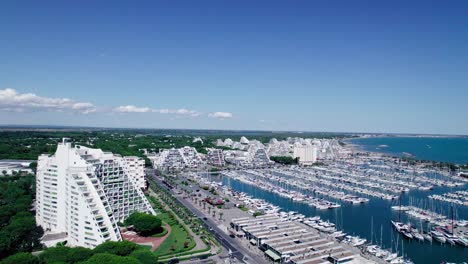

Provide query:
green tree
left=2, top=212, right=41, bottom=255
left=93, top=241, right=138, bottom=256
left=79, top=253, right=141, bottom=264
left=28, top=162, right=37, bottom=174
left=124, top=213, right=162, bottom=236
left=0, top=205, right=13, bottom=228
left=66, top=247, right=94, bottom=263
left=129, top=250, right=158, bottom=264
left=270, top=156, right=298, bottom=165
left=0, top=252, right=38, bottom=264
left=40, top=246, right=70, bottom=263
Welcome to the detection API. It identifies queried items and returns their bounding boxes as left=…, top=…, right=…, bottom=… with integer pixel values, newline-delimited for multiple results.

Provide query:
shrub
left=40, top=246, right=92, bottom=263
left=124, top=212, right=162, bottom=236
left=93, top=241, right=138, bottom=256
left=0, top=252, right=38, bottom=264
left=129, top=250, right=158, bottom=264
left=79, top=253, right=140, bottom=264
left=39, top=246, right=70, bottom=263
left=66, top=247, right=93, bottom=263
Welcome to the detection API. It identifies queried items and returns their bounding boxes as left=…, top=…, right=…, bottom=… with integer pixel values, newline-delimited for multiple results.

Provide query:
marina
left=198, top=154, right=468, bottom=264
left=429, top=191, right=468, bottom=207
left=227, top=191, right=411, bottom=264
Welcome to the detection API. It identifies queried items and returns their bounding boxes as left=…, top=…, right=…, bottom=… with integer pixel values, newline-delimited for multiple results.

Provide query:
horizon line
left=0, top=124, right=467, bottom=137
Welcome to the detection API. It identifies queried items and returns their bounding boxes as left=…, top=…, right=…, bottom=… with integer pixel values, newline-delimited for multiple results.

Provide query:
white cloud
left=113, top=105, right=153, bottom=113
left=209, top=112, right=233, bottom=119
left=156, top=108, right=200, bottom=117
left=113, top=105, right=200, bottom=117
left=0, top=88, right=223, bottom=119
left=0, top=88, right=96, bottom=114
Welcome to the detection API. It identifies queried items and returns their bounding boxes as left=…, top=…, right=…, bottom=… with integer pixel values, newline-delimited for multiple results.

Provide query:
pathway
left=121, top=223, right=172, bottom=251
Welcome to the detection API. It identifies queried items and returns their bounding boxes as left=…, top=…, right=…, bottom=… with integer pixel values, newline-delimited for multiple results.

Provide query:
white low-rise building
left=36, top=138, right=154, bottom=248
left=0, top=159, right=34, bottom=175
left=207, top=148, right=225, bottom=167
left=293, top=143, right=318, bottom=165
left=150, top=146, right=204, bottom=171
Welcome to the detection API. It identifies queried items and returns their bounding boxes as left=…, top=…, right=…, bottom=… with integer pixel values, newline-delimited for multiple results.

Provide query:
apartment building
left=36, top=138, right=154, bottom=248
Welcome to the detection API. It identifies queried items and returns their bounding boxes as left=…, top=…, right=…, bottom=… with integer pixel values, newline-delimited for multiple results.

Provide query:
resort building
left=0, top=159, right=34, bottom=175
left=122, top=156, right=146, bottom=189
left=206, top=148, right=226, bottom=167
left=36, top=138, right=154, bottom=248
left=150, top=146, right=204, bottom=171
left=293, top=143, right=318, bottom=165
left=216, top=138, right=234, bottom=147
left=266, top=141, right=292, bottom=157
left=248, top=146, right=273, bottom=166
left=240, top=136, right=250, bottom=144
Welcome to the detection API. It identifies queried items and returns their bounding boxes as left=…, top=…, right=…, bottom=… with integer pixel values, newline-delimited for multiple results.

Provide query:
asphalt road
left=146, top=170, right=265, bottom=264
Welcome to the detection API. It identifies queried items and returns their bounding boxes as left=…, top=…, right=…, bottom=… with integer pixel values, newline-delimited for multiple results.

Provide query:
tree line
left=1, top=240, right=157, bottom=264
left=0, top=176, right=43, bottom=259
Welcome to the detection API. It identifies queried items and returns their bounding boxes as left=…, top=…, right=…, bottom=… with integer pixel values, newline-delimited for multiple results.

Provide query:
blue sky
left=1, top=0, right=467, bottom=134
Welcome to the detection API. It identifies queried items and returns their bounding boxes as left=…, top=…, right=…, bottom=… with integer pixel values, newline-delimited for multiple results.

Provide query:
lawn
left=152, top=219, right=195, bottom=256
left=146, top=195, right=195, bottom=257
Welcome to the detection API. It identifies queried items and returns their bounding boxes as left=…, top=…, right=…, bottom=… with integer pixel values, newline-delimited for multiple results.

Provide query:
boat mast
left=380, top=224, right=383, bottom=248
left=402, top=238, right=404, bottom=258
left=398, top=194, right=402, bottom=222
left=451, top=205, right=454, bottom=235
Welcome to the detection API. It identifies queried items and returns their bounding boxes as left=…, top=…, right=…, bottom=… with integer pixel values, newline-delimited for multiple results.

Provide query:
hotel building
left=36, top=138, right=154, bottom=248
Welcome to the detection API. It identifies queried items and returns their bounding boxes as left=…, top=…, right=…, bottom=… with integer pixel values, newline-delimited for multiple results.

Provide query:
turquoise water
left=214, top=176, right=468, bottom=264
left=204, top=136, right=468, bottom=263
left=348, top=137, right=468, bottom=164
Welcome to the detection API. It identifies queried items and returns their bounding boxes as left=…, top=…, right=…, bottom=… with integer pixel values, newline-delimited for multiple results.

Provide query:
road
left=146, top=170, right=266, bottom=264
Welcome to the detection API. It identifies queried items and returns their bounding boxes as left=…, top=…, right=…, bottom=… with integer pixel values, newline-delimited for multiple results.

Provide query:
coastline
left=342, top=136, right=468, bottom=165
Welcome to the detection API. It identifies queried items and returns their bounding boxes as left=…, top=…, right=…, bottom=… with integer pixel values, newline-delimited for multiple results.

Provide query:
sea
left=347, top=136, right=468, bottom=165
left=205, top=136, right=468, bottom=264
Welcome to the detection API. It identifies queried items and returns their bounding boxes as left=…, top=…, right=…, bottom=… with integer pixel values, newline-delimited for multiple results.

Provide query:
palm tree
left=219, top=211, right=224, bottom=221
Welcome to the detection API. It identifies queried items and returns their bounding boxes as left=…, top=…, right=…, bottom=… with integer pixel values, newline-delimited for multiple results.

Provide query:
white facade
left=151, top=147, right=204, bottom=171
left=293, top=144, right=318, bottom=165
left=0, top=160, right=34, bottom=175
left=207, top=149, right=225, bottom=167
left=224, top=145, right=272, bottom=167
left=122, top=156, right=146, bottom=189
left=240, top=136, right=250, bottom=144
left=36, top=139, right=154, bottom=248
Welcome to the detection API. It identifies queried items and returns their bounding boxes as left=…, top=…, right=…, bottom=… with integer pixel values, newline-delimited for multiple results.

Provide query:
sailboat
left=422, top=221, right=432, bottom=242
left=392, top=195, right=413, bottom=239
left=391, top=239, right=405, bottom=264
left=423, top=232, right=432, bottom=242
left=413, top=231, right=424, bottom=242
left=430, top=230, right=446, bottom=243
left=444, top=205, right=459, bottom=246
left=385, top=253, right=398, bottom=262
